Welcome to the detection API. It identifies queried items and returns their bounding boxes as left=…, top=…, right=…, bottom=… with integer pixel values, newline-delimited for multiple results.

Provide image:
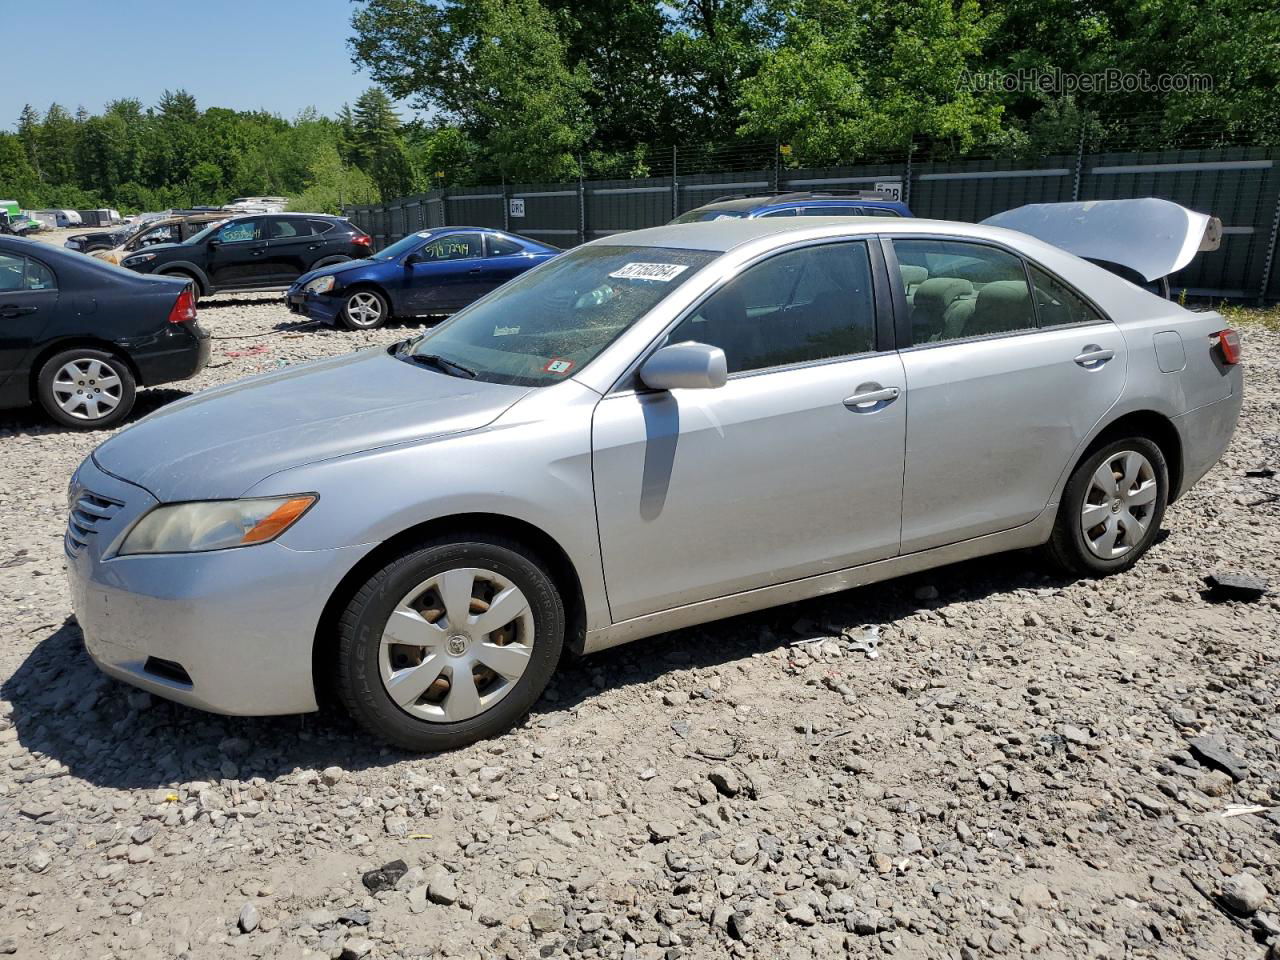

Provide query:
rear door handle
left=0, top=304, right=36, bottom=318
left=1074, top=345, right=1115, bottom=367
left=843, top=385, right=900, bottom=409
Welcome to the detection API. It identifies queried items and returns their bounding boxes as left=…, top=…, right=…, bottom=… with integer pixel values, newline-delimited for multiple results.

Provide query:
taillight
left=1212, top=328, right=1241, bottom=365
left=352, top=233, right=372, bottom=247
left=168, top=288, right=197, bottom=325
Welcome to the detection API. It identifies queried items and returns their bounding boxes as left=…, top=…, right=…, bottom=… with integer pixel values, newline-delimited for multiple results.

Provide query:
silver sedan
left=66, top=214, right=1243, bottom=750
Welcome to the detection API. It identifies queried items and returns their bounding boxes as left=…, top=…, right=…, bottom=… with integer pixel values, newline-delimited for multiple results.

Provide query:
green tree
left=40, top=104, right=79, bottom=185
left=16, top=105, right=42, bottom=180
left=350, top=88, right=415, bottom=198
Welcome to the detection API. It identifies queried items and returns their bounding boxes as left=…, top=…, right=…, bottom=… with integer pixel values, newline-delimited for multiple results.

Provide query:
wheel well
left=310, top=513, right=586, bottom=708
left=312, top=256, right=351, bottom=269
left=158, top=267, right=204, bottom=294
left=27, top=338, right=140, bottom=402
left=341, top=281, right=390, bottom=303
left=1086, top=411, right=1184, bottom=502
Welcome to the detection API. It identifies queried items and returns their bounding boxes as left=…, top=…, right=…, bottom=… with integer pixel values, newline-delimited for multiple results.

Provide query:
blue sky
left=1, top=0, right=415, bottom=128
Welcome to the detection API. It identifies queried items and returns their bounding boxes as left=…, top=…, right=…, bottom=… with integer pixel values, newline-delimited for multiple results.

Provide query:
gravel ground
left=1, top=236, right=1278, bottom=960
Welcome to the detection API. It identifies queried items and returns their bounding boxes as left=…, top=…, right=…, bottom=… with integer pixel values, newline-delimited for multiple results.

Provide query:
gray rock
left=708, top=766, right=740, bottom=798
left=362, top=858, right=408, bottom=893
left=1188, top=736, right=1250, bottom=781
left=1221, top=873, right=1268, bottom=915
left=238, top=902, right=260, bottom=933
left=321, top=766, right=345, bottom=786
left=428, top=873, right=459, bottom=905
left=647, top=820, right=679, bottom=842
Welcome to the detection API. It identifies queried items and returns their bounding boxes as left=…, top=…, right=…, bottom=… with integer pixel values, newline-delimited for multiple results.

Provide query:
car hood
left=295, top=258, right=378, bottom=287
left=981, top=198, right=1222, bottom=282
left=93, top=347, right=531, bottom=501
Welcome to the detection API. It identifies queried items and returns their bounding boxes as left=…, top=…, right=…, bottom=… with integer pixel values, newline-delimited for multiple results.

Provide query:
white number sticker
left=608, top=262, right=689, bottom=282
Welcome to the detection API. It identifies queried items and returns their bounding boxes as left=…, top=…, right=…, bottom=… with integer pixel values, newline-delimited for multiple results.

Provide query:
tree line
left=2, top=0, right=1275, bottom=211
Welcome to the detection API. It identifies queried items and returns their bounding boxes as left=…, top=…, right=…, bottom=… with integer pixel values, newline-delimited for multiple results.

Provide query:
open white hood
left=982, top=198, right=1222, bottom=282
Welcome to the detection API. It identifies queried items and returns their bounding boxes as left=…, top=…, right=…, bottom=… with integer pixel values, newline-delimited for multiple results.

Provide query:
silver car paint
left=67, top=217, right=1243, bottom=716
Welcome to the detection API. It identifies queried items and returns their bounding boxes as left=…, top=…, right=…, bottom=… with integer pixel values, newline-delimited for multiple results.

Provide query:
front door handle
left=843, top=385, right=900, bottom=409
left=468, top=267, right=483, bottom=275
left=0, top=304, right=36, bottom=319
left=1074, top=345, right=1115, bottom=367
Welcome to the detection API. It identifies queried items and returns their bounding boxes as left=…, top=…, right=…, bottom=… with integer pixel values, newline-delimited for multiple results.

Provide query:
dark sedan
left=0, top=236, right=209, bottom=429
left=285, top=227, right=559, bottom=329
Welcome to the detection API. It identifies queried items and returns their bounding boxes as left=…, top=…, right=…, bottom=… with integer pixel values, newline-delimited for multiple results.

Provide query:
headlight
left=304, top=276, right=336, bottom=295
left=123, top=253, right=156, bottom=265
left=118, top=495, right=317, bottom=555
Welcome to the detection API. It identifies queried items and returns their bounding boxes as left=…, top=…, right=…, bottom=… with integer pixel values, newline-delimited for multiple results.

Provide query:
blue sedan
left=286, top=228, right=559, bottom=330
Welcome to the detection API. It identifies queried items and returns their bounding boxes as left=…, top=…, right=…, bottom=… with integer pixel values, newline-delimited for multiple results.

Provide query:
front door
left=0, top=251, right=58, bottom=400
left=401, top=231, right=486, bottom=315
left=206, top=218, right=265, bottom=288
left=592, top=240, right=906, bottom=622
left=886, top=237, right=1128, bottom=552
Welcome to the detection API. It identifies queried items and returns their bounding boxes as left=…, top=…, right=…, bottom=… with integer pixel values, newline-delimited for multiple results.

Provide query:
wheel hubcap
left=51, top=358, right=123, bottom=421
left=1082, top=450, right=1158, bottom=560
left=347, top=292, right=383, bottom=326
left=379, top=567, right=534, bottom=723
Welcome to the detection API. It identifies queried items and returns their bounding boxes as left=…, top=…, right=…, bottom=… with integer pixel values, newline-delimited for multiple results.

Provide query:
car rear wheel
left=1045, top=436, right=1168, bottom=577
left=36, top=348, right=136, bottom=429
left=340, top=289, right=390, bottom=330
left=336, top=536, right=564, bottom=751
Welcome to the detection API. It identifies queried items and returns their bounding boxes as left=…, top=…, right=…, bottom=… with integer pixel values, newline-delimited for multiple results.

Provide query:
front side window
left=757, top=207, right=797, bottom=218
left=667, top=241, right=876, bottom=374
left=216, top=220, right=259, bottom=244
left=0, top=253, right=25, bottom=292
left=406, top=244, right=716, bottom=386
left=1029, top=264, right=1105, bottom=327
left=891, top=239, right=1034, bottom=344
left=418, top=232, right=482, bottom=261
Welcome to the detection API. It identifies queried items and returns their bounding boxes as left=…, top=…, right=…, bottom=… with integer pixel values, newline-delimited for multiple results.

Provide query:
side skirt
left=578, top=506, right=1057, bottom=655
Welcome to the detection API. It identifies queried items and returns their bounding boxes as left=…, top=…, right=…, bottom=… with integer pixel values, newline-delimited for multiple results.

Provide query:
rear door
left=474, top=233, right=536, bottom=296
left=401, top=231, right=486, bottom=314
left=886, top=236, right=1127, bottom=553
left=258, top=217, right=319, bottom=285
left=0, top=251, right=58, bottom=397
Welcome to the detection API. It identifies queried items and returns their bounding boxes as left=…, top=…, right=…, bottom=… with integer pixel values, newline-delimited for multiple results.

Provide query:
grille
left=65, top=490, right=123, bottom=557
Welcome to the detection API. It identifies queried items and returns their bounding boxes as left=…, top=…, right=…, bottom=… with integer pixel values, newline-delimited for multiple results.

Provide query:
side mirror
left=639, top=342, right=728, bottom=391
left=206, top=238, right=219, bottom=250
left=404, top=251, right=425, bottom=266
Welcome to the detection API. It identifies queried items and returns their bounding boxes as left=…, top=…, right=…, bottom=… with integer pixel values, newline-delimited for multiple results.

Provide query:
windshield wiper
left=402, top=352, right=477, bottom=379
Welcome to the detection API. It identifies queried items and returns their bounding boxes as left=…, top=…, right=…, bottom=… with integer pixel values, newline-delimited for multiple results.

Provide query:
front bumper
left=66, top=455, right=372, bottom=716
left=286, top=289, right=343, bottom=325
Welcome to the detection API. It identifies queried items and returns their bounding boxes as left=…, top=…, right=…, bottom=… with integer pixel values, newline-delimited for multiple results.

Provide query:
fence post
left=902, top=141, right=913, bottom=208
left=1259, top=188, right=1280, bottom=304
left=773, top=140, right=780, bottom=192
left=1071, top=124, right=1085, bottom=202
left=577, top=157, right=586, bottom=245
left=440, top=188, right=448, bottom=227
left=671, top=145, right=679, bottom=219
left=502, top=175, right=509, bottom=232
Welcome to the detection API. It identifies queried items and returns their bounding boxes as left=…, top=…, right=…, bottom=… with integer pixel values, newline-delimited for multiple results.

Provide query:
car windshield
left=671, top=208, right=749, bottom=224
left=403, top=243, right=717, bottom=386
left=373, top=231, right=437, bottom=261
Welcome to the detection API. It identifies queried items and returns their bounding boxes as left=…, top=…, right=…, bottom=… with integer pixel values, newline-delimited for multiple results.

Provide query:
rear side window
left=25, top=258, right=55, bottom=289
left=891, top=239, right=1034, bottom=344
left=668, top=241, right=876, bottom=374
left=0, top=253, right=25, bottom=291
left=308, top=219, right=336, bottom=235
left=265, top=218, right=312, bottom=239
left=1029, top=264, right=1105, bottom=327
left=757, top=208, right=797, bottom=218
left=799, top=205, right=866, bottom=216
left=487, top=234, right=523, bottom=256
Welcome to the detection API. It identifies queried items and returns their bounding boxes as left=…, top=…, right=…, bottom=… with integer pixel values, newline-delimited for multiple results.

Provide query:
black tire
left=336, top=536, right=565, bottom=751
left=36, top=348, right=137, bottom=429
left=1045, top=436, right=1168, bottom=577
left=339, top=288, right=391, bottom=330
left=161, top=270, right=203, bottom=303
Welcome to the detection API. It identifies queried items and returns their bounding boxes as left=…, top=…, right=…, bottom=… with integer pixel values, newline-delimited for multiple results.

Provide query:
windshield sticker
left=543, top=358, right=575, bottom=375
left=608, top=262, right=690, bottom=283
left=493, top=325, right=520, bottom=336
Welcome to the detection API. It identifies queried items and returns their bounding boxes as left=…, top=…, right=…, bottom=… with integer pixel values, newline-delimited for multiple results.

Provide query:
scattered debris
left=1218, top=804, right=1271, bottom=819
left=1204, top=571, right=1269, bottom=602
left=361, top=859, right=409, bottom=893
left=842, top=625, right=881, bottom=659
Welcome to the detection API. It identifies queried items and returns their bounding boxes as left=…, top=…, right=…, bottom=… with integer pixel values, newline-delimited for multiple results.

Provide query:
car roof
left=595, top=217, right=1027, bottom=252
left=689, top=193, right=904, bottom=213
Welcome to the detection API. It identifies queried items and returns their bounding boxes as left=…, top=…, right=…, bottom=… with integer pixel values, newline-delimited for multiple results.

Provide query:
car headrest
left=970, top=280, right=1031, bottom=334
left=912, top=277, right=973, bottom=313
left=702, top=283, right=747, bottom=328
left=899, top=265, right=928, bottom=288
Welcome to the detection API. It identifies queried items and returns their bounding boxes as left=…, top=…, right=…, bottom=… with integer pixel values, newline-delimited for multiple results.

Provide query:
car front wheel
left=36, top=348, right=136, bottom=429
left=336, top=536, right=565, bottom=751
left=1046, top=436, right=1168, bottom=577
left=340, top=289, right=390, bottom=330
